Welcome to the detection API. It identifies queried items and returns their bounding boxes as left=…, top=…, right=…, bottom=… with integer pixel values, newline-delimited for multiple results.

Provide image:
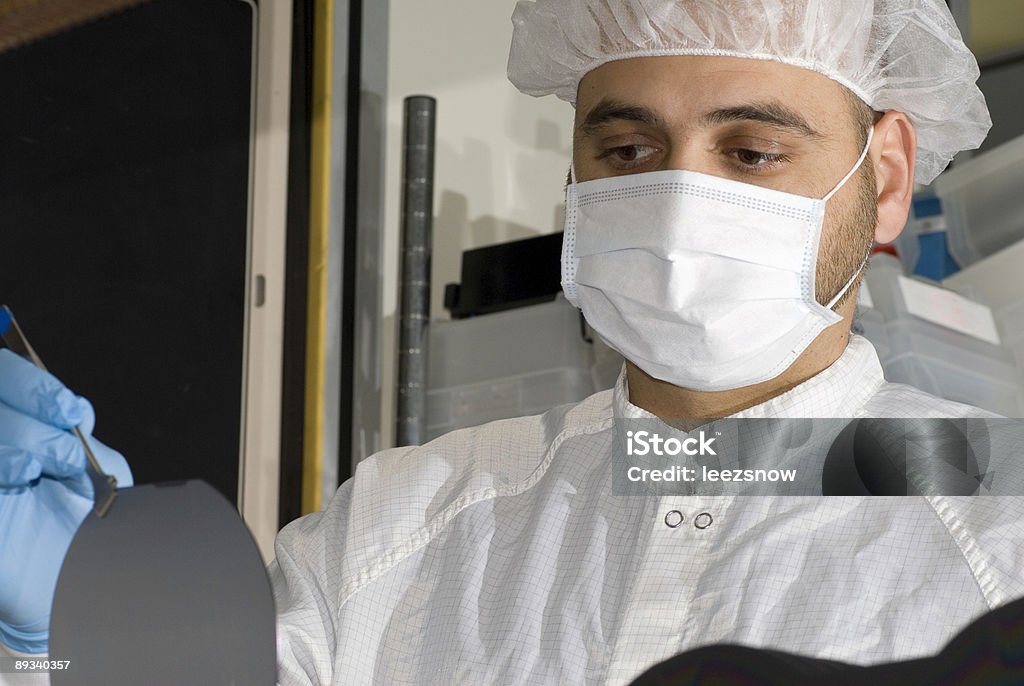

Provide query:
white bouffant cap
left=507, top=0, right=991, bottom=184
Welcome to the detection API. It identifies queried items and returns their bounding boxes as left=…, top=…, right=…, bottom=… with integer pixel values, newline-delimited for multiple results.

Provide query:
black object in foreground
left=822, top=417, right=992, bottom=496
left=49, top=480, right=276, bottom=685
left=629, top=595, right=1024, bottom=685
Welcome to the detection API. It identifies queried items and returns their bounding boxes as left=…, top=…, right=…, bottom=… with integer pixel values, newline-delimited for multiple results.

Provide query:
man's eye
left=598, top=144, right=657, bottom=167
left=733, top=148, right=788, bottom=167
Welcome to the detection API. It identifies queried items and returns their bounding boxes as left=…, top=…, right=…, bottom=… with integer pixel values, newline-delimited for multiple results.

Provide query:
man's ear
left=870, top=111, right=916, bottom=245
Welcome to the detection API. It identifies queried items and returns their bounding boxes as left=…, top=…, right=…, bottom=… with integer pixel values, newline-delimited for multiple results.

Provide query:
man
left=3, top=1, right=1022, bottom=685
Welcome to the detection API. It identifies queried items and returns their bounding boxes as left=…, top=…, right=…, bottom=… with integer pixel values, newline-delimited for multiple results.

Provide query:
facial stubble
left=816, top=156, right=878, bottom=311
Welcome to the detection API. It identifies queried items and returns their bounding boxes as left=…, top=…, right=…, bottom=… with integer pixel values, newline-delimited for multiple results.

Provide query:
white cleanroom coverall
left=271, top=335, right=1024, bottom=685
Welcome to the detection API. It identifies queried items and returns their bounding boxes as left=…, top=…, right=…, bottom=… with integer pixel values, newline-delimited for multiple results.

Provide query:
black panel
left=444, top=232, right=564, bottom=319
left=0, top=0, right=254, bottom=503
left=279, top=0, right=313, bottom=528
left=339, top=0, right=362, bottom=487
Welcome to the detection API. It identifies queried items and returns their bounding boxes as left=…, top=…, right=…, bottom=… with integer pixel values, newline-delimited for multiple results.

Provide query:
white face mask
left=562, top=128, right=873, bottom=392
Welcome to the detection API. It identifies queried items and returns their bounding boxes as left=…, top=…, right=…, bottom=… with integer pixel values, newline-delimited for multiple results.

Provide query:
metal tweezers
left=0, top=306, right=118, bottom=517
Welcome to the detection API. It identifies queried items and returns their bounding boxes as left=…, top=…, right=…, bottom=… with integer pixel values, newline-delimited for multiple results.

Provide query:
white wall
left=379, top=0, right=574, bottom=448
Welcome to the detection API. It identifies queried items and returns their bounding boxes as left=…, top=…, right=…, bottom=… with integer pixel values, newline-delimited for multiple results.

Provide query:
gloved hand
left=0, top=349, right=133, bottom=654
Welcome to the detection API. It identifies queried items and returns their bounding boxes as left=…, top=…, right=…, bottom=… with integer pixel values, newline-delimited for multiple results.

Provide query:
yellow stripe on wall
left=303, top=0, right=334, bottom=514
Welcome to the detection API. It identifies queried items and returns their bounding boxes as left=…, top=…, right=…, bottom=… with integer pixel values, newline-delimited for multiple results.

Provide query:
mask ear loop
left=822, top=127, right=875, bottom=310
left=822, top=126, right=874, bottom=202
left=825, top=250, right=871, bottom=310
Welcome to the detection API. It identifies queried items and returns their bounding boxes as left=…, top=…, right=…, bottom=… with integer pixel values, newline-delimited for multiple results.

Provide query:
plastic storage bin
left=933, top=133, right=1024, bottom=269
left=426, top=368, right=596, bottom=440
left=591, top=335, right=625, bottom=391
left=995, top=303, right=1024, bottom=406
left=883, top=317, right=1024, bottom=418
left=943, top=238, right=1024, bottom=316
left=860, top=251, right=1024, bottom=416
left=884, top=354, right=1023, bottom=419
left=942, top=237, right=1024, bottom=402
left=853, top=307, right=890, bottom=363
left=862, top=253, right=911, bottom=321
left=426, top=296, right=598, bottom=440
left=428, top=295, right=592, bottom=389
left=999, top=301, right=1024, bottom=346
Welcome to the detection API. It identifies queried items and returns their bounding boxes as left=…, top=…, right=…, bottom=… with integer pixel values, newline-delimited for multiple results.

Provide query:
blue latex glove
left=0, top=349, right=133, bottom=654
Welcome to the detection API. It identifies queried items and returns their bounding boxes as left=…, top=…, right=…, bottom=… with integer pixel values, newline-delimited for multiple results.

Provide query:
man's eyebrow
left=700, top=102, right=824, bottom=140
left=579, top=99, right=668, bottom=135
